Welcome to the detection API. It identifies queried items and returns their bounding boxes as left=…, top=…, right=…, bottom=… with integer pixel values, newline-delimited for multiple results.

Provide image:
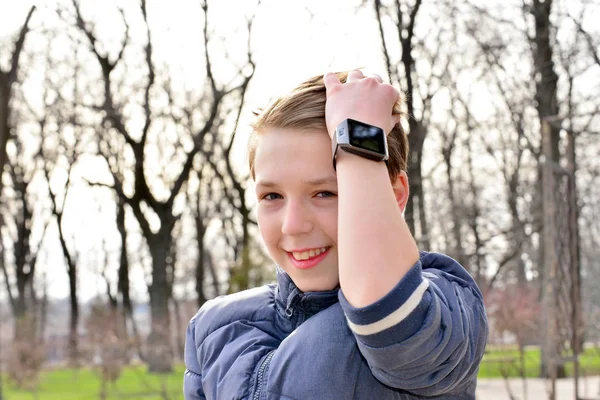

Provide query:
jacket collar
left=274, top=266, right=339, bottom=318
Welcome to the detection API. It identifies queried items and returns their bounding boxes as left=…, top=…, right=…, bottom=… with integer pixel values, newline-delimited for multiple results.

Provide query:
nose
left=281, top=199, right=313, bottom=235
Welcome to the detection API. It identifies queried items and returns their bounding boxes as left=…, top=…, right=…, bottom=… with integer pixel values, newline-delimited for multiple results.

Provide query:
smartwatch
left=332, top=118, right=389, bottom=170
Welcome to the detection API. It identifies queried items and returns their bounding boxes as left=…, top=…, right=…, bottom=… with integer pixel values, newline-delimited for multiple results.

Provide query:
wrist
left=334, top=149, right=388, bottom=173
left=331, top=118, right=389, bottom=171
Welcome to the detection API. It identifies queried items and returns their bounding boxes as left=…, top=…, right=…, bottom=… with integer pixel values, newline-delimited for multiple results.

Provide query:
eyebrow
left=256, top=177, right=338, bottom=187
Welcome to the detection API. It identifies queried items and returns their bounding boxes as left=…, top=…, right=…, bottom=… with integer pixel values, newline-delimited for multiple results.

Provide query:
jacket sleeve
left=338, top=252, right=488, bottom=397
left=183, top=316, right=206, bottom=400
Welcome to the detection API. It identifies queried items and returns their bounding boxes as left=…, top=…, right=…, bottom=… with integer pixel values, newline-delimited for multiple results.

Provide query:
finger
left=347, top=69, right=364, bottom=82
left=369, top=73, right=384, bottom=83
left=323, top=72, right=342, bottom=94
left=387, top=84, right=401, bottom=103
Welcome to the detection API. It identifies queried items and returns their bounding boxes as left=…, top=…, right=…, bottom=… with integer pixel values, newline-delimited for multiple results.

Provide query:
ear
left=391, top=171, right=409, bottom=214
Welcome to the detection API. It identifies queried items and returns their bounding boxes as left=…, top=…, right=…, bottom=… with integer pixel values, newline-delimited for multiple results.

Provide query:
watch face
left=347, top=119, right=386, bottom=154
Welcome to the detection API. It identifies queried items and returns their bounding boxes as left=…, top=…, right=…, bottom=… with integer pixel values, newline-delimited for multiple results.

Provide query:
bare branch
left=7, top=6, right=36, bottom=85
left=114, top=6, right=130, bottom=67
left=140, top=0, right=155, bottom=148
left=165, top=105, right=218, bottom=209
left=0, top=239, right=16, bottom=312
left=201, top=0, right=219, bottom=96
left=486, top=246, right=522, bottom=292
left=0, top=5, right=36, bottom=196
left=374, top=0, right=396, bottom=81
left=71, top=0, right=138, bottom=149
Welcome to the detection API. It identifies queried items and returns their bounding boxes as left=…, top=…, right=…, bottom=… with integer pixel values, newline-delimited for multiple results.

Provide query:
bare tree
left=89, top=195, right=142, bottom=363
left=39, top=119, right=82, bottom=365
left=188, top=166, right=221, bottom=307
left=114, top=195, right=142, bottom=355
left=372, top=0, right=452, bottom=248
left=464, top=123, right=486, bottom=288
left=0, top=136, right=48, bottom=338
left=208, top=66, right=262, bottom=292
left=437, top=99, right=467, bottom=269
left=0, top=6, right=35, bottom=195
left=529, top=0, right=561, bottom=161
left=0, top=134, right=49, bottom=393
left=68, top=0, right=259, bottom=371
left=462, top=0, right=600, bottom=379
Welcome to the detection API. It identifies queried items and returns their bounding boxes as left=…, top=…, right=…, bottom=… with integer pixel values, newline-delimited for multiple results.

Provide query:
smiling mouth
left=289, top=247, right=330, bottom=261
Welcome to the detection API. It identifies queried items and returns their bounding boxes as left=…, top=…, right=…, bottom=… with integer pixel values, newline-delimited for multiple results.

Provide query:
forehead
left=254, top=128, right=335, bottom=183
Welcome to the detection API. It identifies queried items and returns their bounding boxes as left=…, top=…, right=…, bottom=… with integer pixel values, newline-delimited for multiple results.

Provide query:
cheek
left=316, top=206, right=338, bottom=240
left=257, top=208, right=280, bottom=248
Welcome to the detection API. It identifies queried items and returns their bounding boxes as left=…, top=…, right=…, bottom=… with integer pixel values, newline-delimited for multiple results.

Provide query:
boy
left=184, top=70, right=488, bottom=399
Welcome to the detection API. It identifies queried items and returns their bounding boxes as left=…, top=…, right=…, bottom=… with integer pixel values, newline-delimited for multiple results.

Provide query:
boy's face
left=254, top=128, right=340, bottom=292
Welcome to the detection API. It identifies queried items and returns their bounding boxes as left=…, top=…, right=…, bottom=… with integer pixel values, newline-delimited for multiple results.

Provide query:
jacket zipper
left=253, top=350, right=275, bottom=400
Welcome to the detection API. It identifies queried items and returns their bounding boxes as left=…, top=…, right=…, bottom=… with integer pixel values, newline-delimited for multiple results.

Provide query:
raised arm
left=324, top=71, right=487, bottom=396
left=324, top=70, right=419, bottom=308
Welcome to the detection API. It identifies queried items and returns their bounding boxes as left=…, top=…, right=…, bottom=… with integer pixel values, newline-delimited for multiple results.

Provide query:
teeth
left=292, top=247, right=328, bottom=261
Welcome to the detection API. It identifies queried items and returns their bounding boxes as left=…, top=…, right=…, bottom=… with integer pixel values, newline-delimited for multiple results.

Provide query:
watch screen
left=348, top=119, right=386, bottom=153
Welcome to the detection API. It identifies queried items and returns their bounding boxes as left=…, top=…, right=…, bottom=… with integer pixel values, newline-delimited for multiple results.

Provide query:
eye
left=261, top=192, right=283, bottom=201
left=316, top=191, right=336, bottom=198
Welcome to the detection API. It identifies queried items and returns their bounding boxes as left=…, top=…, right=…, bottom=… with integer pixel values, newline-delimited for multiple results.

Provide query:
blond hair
left=249, top=72, right=408, bottom=181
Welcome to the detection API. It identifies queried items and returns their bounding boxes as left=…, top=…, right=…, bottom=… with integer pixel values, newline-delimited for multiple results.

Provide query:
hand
left=323, top=70, right=401, bottom=139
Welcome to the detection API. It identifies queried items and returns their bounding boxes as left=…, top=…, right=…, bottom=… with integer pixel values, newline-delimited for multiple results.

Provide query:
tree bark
left=466, top=137, right=485, bottom=289
left=373, top=0, right=429, bottom=247
left=146, top=228, right=174, bottom=373
left=443, top=143, right=466, bottom=268
left=0, top=6, right=35, bottom=195
left=195, top=210, right=207, bottom=308
left=115, top=196, right=141, bottom=361
left=0, top=88, right=9, bottom=189
left=532, top=0, right=560, bottom=162
left=531, top=0, right=564, bottom=380
left=72, top=0, right=257, bottom=372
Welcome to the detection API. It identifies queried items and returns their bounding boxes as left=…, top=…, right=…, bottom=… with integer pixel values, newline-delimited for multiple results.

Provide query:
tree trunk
left=195, top=206, right=207, bottom=308
left=68, top=261, right=79, bottom=366
left=37, top=272, right=48, bottom=342
left=54, top=213, right=79, bottom=365
left=444, top=149, right=466, bottom=268
left=466, top=137, right=485, bottom=288
left=13, top=184, right=36, bottom=338
left=0, top=88, right=9, bottom=189
left=116, top=197, right=136, bottom=351
left=533, top=0, right=560, bottom=162
left=0, top=5, right=35, bottom=195
left=532, top=0, right=564, bottom=379
left=227, top=213, right=252, bottom=293
left=205, top=250, right=220, bottom=299
left=405, top=111, right=422, bottom=242
left=146, top=230, right=173, bottom=373
left=507, top=186, right=527, bottom=285
left=407, top=144, right=430, bottom=249
left=373, top=0, right=428, bottom=245
left=171, top=296, right=185, bottom=360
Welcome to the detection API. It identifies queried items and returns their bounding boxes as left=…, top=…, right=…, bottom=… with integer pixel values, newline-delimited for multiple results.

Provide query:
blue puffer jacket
left=184, top=252, right=488, bottom=399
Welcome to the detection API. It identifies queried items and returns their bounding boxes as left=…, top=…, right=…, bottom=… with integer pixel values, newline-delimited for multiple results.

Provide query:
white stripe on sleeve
left=345, top=280, right=430, bottom=336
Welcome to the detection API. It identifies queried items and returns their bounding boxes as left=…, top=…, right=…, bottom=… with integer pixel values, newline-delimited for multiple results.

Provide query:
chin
left=295, top=276, right=339, bottom=293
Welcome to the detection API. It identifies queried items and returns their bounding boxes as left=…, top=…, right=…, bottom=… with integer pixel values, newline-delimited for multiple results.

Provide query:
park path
left=476, top=376, right=600, bottom=399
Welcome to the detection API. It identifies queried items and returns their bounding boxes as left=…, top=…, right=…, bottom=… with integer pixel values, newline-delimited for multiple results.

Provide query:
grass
left=1, top=364, right=187, bottom=400
left=2, top=346, right=599, bottom=398
left=478, top=345, right=600, bottom=378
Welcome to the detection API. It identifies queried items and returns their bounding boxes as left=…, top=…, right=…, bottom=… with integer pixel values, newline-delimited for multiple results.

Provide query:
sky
left=1, top=0, right=598, bottom=303
left=0, top=0, right=394, bottom=302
